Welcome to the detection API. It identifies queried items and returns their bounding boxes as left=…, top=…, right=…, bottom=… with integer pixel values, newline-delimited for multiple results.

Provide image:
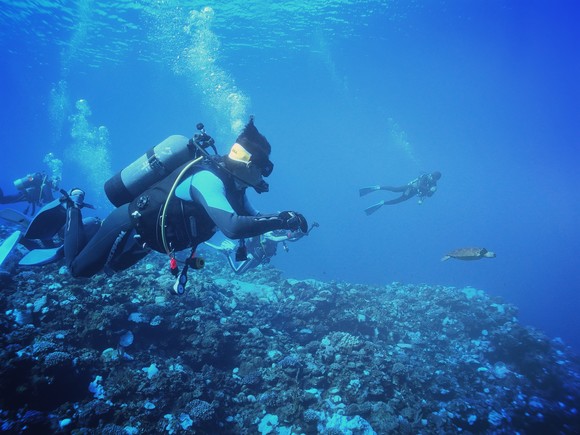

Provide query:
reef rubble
left=0, top=231, right=579, bottom=434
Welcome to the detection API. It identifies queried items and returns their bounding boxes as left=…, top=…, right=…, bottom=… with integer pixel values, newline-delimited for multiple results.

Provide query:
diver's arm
left=202, top=203, right=287, bottom=240
left=226, top=253, right=246, bottom=273
left=424, top=185, right=437, bottom=197
left=236, top=256, right=258, bottom=274
left=266, top=234, right=290, bottom=243
left=0, top=190, right=26, bottom=204
left=262, top=231, right=291, bottom=243
left=226, top=252, right=258, bottom=274
left=242, top=194, right=259, bottom=216
left=183, top=171, right=287, bottom=239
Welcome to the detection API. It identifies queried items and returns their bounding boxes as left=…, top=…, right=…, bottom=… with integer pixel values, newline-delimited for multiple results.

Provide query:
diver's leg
left=104, top=228, right=150, bottom=273
left=379, top=185, right=407, bottom=192
left=0, top=187, right=25, bottom=204
left=64, top=206, right=86, bottom=265
left=382, top=192, right=414, bottom=205
left=82, top=217, right=102, bottom=242
left=66, top=204, right=133, bottom=278
left=236, top=256, right=260, bottom=274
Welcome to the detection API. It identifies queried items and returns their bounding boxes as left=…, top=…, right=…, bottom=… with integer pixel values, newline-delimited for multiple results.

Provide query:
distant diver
left=360, top=171, right=441, bottom=215
left=0, top=172, right=60, bottom=215
left=47, top=117, right=308, bottom=295
left=0, top=180, right=98, bottom=270
left=0, top=170, right=63, bottom=261
left=207, top=222, right=319, bottom=274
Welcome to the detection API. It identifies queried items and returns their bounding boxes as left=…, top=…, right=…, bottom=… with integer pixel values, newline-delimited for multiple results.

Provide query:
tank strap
left=160, top=156, right=204, bottom=255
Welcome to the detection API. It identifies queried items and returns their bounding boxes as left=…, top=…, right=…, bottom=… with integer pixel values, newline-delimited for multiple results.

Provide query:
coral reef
left=0, top=229, right=579, bottom=434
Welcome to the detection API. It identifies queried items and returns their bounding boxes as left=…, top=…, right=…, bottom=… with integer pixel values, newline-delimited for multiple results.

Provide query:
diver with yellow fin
left=59, top=117, right=308, bottom=295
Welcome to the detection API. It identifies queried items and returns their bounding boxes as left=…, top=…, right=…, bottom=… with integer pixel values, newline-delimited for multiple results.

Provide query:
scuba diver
left=207, top=221, right=319, bottom=274
left=0, top=184, right=97, bottom=270
left=360, top=171, right=442, bottom=215
left=58, top=117, right=308, bottom=294
left=0, top=172, right=60, bottom=215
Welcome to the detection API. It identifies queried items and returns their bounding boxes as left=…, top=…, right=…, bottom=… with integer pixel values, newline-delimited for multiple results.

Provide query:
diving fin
left=0, top=231, right=23, bottom=268
left=0, top=209, right=31, bottom=227
left=19, top=245, right=64, bottom=267
left=364, top=200, right=385, bottom=216
left=359, top=185, right=380, bottom=197
left=23, top=199, right=67, bottom=240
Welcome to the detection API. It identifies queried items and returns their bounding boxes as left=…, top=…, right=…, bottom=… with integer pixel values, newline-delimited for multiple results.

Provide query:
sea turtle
left=441, top=247, right=496, bottom=262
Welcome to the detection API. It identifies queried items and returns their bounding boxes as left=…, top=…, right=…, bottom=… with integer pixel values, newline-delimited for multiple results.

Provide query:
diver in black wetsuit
left=62, top=118, right=308, bottom=292
left=359, top=171, right=442, bottom=215
left=0, top=172, right=60, bottom=215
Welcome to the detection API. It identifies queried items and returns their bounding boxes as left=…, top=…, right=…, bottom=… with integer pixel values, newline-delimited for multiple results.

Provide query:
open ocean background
left=1, top=0, right=579, bottom=352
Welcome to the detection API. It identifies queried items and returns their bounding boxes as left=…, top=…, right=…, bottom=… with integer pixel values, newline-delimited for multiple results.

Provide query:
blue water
left=1, top=1, right=579, bottom=351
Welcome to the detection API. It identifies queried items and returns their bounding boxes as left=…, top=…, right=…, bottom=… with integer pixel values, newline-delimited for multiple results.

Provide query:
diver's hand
left=279, top=211, right=308, bottom=233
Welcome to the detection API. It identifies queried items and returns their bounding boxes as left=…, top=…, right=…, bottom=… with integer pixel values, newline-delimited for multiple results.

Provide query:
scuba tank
left=104, top=124, right=217, bottom=207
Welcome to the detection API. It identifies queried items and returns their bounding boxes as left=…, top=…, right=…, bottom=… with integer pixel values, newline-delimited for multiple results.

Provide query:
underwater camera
left=235, top=239, right=248, bottom=262
left=192, top=123, right=217, bottom=156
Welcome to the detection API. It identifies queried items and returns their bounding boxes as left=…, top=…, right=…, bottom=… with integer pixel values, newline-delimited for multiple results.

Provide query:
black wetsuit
left=65, top=162, right=290, bottom=278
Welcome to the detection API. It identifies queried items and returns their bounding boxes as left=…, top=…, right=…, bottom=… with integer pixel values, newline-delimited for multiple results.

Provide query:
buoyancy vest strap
left=161, top=156, right=204, bottom=255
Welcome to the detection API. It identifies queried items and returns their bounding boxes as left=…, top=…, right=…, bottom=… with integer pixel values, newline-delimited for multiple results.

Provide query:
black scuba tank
left=104, top=135, right=196, bottom=207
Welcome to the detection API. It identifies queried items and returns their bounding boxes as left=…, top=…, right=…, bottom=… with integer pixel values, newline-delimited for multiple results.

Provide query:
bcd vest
left=128, top=159, right=247, bottom=254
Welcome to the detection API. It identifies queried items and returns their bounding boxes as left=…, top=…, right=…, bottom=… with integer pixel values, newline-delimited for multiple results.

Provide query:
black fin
left=24, top=199, right=67, bottom=240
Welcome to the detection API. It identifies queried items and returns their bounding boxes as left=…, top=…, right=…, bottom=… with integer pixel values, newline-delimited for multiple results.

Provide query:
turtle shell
left=448, top=247, right=487, bottom=259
